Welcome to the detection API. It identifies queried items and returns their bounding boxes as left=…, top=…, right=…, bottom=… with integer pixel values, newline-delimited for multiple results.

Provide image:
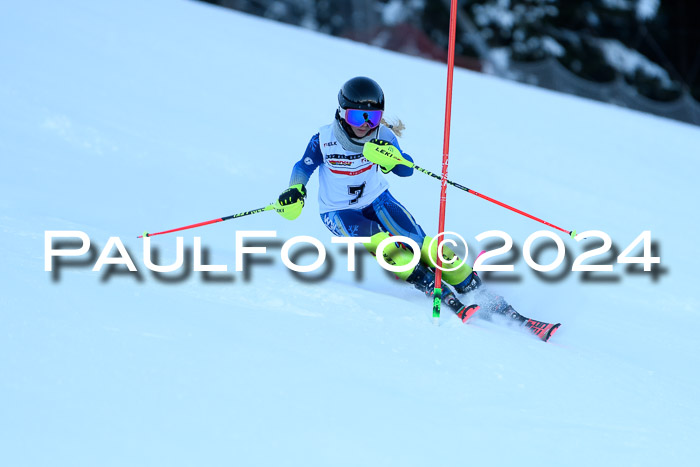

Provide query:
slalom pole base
left=432, top=287, right=442, bottom=325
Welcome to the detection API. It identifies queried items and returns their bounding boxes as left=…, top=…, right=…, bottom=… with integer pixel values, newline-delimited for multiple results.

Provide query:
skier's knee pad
left=365, top=232, right=420, bottom=281
left=420, top=236, right=473, bottom=285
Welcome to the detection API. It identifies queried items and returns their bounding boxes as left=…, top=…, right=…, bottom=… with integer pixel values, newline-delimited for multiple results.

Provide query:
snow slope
left=1, top=0, right=699, bottom=466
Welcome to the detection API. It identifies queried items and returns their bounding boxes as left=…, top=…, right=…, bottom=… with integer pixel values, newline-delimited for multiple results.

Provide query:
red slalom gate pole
left=433, top=0, right=459, bottom=324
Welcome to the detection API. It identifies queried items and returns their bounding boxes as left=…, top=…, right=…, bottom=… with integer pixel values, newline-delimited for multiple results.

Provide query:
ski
left=449, top=271, right=562, bottom=342
left=441, top=290, right=481, bottom=323
left=456, top=304, right=481, bottom=323
left=431, top=291, right=561, bottom=342
left=480, top=303, right=561, bottom=342
left=522, top=318, right=561, bottom=342
left=409, top=265, right=561, bottom=342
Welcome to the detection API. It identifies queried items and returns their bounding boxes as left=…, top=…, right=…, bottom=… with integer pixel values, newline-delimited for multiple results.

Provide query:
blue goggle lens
left=343, top=109, right=383, bottom=128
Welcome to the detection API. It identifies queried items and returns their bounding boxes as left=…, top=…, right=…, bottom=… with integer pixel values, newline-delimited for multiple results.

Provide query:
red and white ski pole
left=412, top=165, right=577, bottom=238
left=137, top=204, right=275, bottom=238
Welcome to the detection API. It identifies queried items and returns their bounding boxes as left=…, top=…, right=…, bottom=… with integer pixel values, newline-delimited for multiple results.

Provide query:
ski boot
left=454, top=271, right=482, bottom=295
left=406, top=264, right=480, bottom=323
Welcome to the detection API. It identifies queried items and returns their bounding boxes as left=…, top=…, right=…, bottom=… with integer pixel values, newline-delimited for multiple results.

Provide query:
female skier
left=275, top=76, right=560, bottom=339
left=274, top=76, right=481, bottom=319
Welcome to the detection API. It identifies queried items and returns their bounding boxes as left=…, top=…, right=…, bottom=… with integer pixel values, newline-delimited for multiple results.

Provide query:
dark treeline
left=202, top=0, right=700, bottom=102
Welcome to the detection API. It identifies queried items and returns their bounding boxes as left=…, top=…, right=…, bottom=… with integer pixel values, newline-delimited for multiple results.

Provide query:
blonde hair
left=381, top=117, right=405, bottom=137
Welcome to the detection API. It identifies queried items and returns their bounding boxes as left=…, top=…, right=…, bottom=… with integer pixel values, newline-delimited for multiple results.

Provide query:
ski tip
left=458, top=304, right=480, bottom=323
left=524, top=319, right=561, bottom=342
left=544, top=323, right=561, bottom=342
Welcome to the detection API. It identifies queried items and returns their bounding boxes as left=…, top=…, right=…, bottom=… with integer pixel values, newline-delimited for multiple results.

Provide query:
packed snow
left=1, top=0, right=699, bottom=466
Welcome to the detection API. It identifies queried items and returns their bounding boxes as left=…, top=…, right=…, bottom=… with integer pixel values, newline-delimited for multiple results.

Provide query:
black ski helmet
left=338, top=77, right=385, bottom=111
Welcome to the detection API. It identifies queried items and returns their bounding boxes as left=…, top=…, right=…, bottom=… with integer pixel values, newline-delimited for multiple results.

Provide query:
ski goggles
left=339, top=108, right=383, bottom=128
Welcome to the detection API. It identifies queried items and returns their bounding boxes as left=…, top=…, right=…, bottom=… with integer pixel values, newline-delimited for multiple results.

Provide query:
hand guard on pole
left=363, top=139, right=414, bottom=174
left=275, top=183, right=306, bottom=220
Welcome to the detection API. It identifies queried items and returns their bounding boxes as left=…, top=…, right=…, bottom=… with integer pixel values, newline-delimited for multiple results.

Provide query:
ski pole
left=137, top=204, right=275, bottom=238
left=412, top=164, right=577, bottom=238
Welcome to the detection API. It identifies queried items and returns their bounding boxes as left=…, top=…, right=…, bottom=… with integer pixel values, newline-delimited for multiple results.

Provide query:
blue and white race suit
left=289, top=123, right=426, bottom=245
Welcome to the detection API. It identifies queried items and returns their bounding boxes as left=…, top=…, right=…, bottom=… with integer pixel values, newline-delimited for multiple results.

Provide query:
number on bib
left=348, top=182, right=366, bottom=205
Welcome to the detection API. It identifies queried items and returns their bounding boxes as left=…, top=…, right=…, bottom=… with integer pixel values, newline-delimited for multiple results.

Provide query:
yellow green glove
left=363, top=139, right=414, bottom=173
left=275, top=184, right=306, bottom=220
